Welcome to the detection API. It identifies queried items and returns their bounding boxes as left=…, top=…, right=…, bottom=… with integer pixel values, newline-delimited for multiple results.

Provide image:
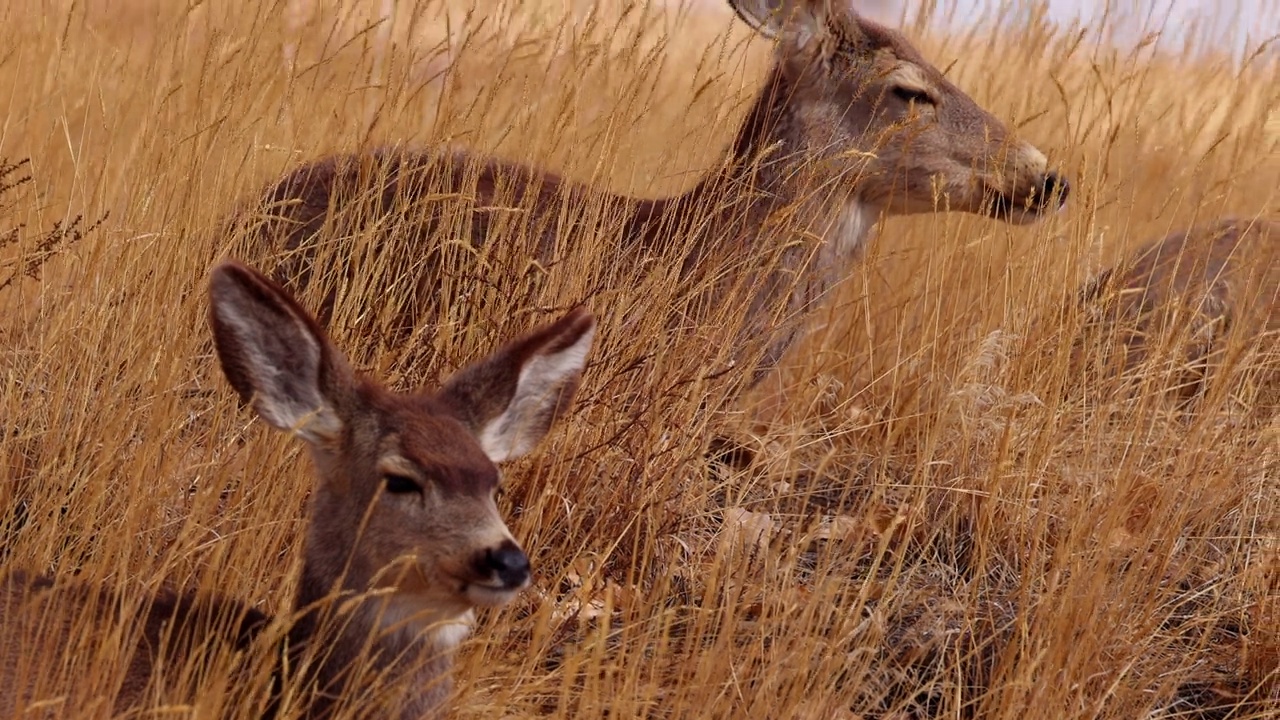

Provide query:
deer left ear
left=438, top=308, right=596, bottom=463
left=728, top=0, right=829, bottom=47
left=208, top=260, right=356, bottom=446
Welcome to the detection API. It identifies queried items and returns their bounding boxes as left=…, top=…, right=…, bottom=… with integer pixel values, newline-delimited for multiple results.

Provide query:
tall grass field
left=1, top=0, right=1277, bottom=717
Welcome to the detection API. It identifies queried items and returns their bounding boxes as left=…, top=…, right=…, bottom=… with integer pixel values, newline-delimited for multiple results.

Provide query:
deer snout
left=983, top=165, right=1071, bottom=223
left=1038, top=171, right=1070, bottom=210
left=480, top=539, right=531, bottom=590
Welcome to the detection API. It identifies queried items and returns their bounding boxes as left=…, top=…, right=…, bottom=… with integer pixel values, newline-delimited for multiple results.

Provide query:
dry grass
left=1, top=0, right=1278, bottom=718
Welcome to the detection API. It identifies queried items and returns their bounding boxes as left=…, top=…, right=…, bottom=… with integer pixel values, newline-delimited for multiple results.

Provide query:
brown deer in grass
left=0, top=261, right=595, bottom=718
left=233, top=0, right=1068, bottom=395
left=1064, top=216, right=1279, bottom=410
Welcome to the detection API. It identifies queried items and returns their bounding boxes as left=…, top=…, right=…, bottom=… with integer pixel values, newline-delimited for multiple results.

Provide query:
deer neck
left=734, top=62, right=882, bottom=254
left=672, top=62, right=883, bottom=262
left=285, top=542, right=474, bottom=719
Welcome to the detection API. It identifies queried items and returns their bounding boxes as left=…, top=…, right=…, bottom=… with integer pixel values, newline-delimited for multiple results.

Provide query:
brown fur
left=0, top=569, right=273, bottom=717
left=0, top=261, right=596, bottom=719
left=1068, top=216, right=1279, bottom=409
left=227, top=0, right=1067, bottom=392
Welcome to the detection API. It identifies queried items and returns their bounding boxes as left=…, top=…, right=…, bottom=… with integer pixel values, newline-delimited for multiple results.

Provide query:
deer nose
left=484, top=541, right=530, bottom=589
left=1040, top=171, right=1070, bottom=209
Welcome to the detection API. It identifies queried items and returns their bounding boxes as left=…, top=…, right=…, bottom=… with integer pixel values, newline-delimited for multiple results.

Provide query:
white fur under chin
left=378, top=606, right=475, bottom=720
left=828, top=198, right=877, bottom=263
left=373, top=600, right=476, bottom=652
left=430, top=610, right=476, bottom=652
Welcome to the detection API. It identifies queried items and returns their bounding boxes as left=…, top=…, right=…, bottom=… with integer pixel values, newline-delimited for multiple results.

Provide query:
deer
left=1062, top=216, right=1279, bottom=411
left=0, top=261, right=596, bottom=719
left=231, top=0, right=1069, bottom=400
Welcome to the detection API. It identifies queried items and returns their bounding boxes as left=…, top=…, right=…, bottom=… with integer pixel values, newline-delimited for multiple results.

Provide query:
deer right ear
left=439, top=308, right=596, bottom=464
left=208, top=260, right=350, bottom=445
left=728, top=0, right=823, bottom=42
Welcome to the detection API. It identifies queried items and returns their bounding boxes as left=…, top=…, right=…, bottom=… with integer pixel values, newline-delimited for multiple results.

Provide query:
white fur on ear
left=476, top=322, right=595, bottom=463
left=730, top=0, right=785, bottom=39
left=729, top=0, right=824, bottom=47
left=209, top=266, right=345, bottom=445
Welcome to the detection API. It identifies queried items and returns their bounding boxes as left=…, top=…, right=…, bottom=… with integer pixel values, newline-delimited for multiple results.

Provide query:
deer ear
left=439, top=308, right=596, bottom=463
left=728, top=0, right=826, bottom=44
left=208, top=260, right=353, bottom=445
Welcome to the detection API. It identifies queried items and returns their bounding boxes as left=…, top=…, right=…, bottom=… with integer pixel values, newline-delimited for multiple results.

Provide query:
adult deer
left=1066, top=216, right=1278, bottom=409
left=0, top=261, right=596, bottom=718
left=234, top=0, right=1068, bottom=395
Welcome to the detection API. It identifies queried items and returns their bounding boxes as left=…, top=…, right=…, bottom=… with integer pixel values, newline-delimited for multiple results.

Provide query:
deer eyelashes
left=891, top=85, right=935, bottom=106
left=383, top=474, right=424, bottom=495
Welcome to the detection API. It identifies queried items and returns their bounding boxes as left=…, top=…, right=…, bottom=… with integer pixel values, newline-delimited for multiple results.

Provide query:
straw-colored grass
left=1, top=0, right=1277, bottom=717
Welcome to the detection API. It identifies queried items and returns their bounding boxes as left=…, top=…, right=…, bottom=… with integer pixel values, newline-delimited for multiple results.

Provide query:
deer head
left=208, top=261, right=595, bottom=631
left=730, top=0, right=1069, bottom=223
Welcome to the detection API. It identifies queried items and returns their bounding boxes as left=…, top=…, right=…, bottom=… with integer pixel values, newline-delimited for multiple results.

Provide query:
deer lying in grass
left=235, top=0, right=1068, bottom=392
left=0, top=261, right=596, bottom=719
left=1067, top=216, right=1278, bottom=409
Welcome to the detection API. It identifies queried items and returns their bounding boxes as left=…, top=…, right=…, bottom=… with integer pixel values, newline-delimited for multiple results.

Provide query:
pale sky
left=860, top=0, right=1280, bottom=60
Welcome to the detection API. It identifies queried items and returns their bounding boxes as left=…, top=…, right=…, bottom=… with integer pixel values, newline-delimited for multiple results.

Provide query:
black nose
left=1041, top=171, right=1070, bottom=208
left=484, top=541, right=530, bottom=589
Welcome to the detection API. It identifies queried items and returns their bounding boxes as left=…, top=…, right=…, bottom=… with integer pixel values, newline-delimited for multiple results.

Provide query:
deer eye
left=892, top=86, right=934, bottom=106
left=384, top=474, right=423, bottom=495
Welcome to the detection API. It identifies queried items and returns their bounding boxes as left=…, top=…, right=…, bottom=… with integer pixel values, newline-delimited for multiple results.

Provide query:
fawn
left=1063, top=216, right=1278, bottom=409
left=232, top=0, right=1068, bottom=393
left=0, top=261, right=596, bottom=718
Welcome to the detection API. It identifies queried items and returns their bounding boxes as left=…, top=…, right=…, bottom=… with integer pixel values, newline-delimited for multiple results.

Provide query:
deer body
left=1, top=571, right=273, bottom=717
left=1067, top=216, right=1279, bottom=406
left=0, top=262, right=596, bottom=719
left=1079, top=217, right=1280, bottom=340
left=238, top=0, right=1067, bottom=390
